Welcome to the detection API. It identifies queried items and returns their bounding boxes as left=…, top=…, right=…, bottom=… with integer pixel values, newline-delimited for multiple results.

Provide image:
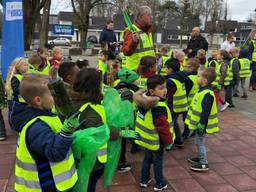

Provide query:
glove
left=121, top=130, right=140, bottom=139
left=165, top=144, right=173, bottom=151
left=61, top=112, right=80, bottom=134
left=197, top=123, right=206, bottom=136
left=216, top=84, right=222, bottom=91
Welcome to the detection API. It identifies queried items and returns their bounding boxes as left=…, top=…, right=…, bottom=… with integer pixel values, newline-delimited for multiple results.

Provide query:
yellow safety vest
left=15, top=115, right=77, bottom=192
left=12, top=74, right=26, bottom=103
left=187, top=75, right=198, bottom=106
left=251, top=40, right=256, bottom=62
left=212, top=62, right=221, bottom=86
left=223, top=61, right=234, bottom=86
left=40, top=60, right=51, bottom=75
left=135, top=101, right=175, bottom=151
left=98, top=59, right=107, bottom=74
left=158, top=55, right=169, bottom=76
left=208, top=60, right=219, bottom=68
left=78, top=102, right=108, bottom=163
left=138, top=77, right=147, bottom=89
left=185, top=89, right=219, bottom=134
left=167, top=50, right=173, bottom=58
left=119, top=52, right=126, bottom=68
left=239, top=58, right=251, bottom=78
left=125, top=25, right=155, bottom=70
left=171, top=78, right=188, bottom=113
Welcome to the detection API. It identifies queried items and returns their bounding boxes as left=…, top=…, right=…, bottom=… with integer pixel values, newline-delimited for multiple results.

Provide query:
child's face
left=55, top=51, right=63, bottom=60
left=197, top=70, right=208, bottom=86
left=150, top=65, right=157, bottom=74
left=40, top=86, right=54, bottom=110
left=176, top=55, right=184, bottom=63
left=149, top=83, right=167, bottom=99
left=40, top=52, right=48, bottom=59
left=217, top=53, right=223, bottom=61
left=166, top=67, right=173, bottom=75
left=18, top=61, right=28, bottom=74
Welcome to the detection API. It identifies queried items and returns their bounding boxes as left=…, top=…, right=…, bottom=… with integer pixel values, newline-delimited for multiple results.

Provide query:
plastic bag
left=71, top=125, right=110, bottom=192
left=103, top=88, right=135, bottom=187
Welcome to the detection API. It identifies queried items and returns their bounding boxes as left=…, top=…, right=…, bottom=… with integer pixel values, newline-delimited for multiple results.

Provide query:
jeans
left=233, top=80, right=240, bottom=95
left=240, top=78, right=247, bottom=96
left=87, top=168, right=104, bottom=192
left=141, top=147, right=166, bottom=188
left=195, top=133, right=208, bottom=164
left=0, top=110, right=6, bottom=136
left=173, top=114, right=184, bottom=143
left=224, top=85, right=233, bottom=105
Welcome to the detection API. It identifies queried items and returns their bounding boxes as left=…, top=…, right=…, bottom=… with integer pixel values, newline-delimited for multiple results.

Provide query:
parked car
left=48, top=38, right=71, bottom=46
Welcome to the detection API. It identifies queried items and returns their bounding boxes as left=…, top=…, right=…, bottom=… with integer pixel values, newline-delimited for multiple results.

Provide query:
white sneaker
left=140, top=178, right=153, bottom=188
left=154, top=184, right=168, bottom=191
left=220, top=102, right=229, bottom=112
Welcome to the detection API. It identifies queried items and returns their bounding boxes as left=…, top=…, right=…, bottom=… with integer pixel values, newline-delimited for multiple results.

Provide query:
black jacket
left=99, top=27, right=117, bottom=52
left=187, top=35, right=208, bottom=58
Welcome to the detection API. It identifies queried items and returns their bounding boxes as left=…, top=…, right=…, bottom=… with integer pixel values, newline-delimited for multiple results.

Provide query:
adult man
left=186, top=27, right=208, bottom=58
left=122, top=6, right=156, bottom=71
left=99, top=20, right=117, bottom=52
left=221, top=34, right=235, bottom=52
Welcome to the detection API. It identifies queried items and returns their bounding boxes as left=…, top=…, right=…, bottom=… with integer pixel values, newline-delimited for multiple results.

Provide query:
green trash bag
left=71, top=125, right=110, bottom=192
left=103, top=88, right=135, bottom=187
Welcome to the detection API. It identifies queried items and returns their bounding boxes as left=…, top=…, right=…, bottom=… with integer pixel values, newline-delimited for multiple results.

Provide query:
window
left=168, top=35, right=179, bottom=40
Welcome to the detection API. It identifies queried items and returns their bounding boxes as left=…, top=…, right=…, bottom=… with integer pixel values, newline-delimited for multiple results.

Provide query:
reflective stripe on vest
left=138, top=77, right=147, bottom=89
left=15, top=116, right=77, bottom=192
left=224, top=60, right=234, bottom=86
left=159, top=55, right=169, bottom=76
left=208, top=60, right=218, bottom=68
left=125, top=25, right=155, bottom=70
left=135, top=101, right=175, bottom=150
left=212, top=62, right=221, bottom=86
left=187, top=75, right=198, bottom=105
left=171, top=78, right=188, bottom=113
left=239, top=58, right=251, bottom=78
left=185, top=89, right=219, bottom=134
left=78, top=103, right=108, bottom=163
left=252, top=40, right=256, bottom=62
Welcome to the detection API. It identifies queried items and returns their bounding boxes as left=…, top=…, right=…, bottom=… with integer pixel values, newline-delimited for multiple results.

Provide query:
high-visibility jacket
left=27, top=63, right=50, bottom=75
left=40, top=60, right=51, bottom=75
left=251, top=40, right=256, bottom=62
left=212, top=62, right=221, bottom=86
left=208, top=60, right=219, bottom=68
left=138, top=77, right=147, bottom=89
left=15, top=116, right=77, bottom=192
left=78, top=102, right=108, bottom=163
left=11, top=74, right=26, bottom=103
left=135, top=101, right=175, bottom=151
left=239, top=58, right=251, bottom=78
left=158, top=55, right=169, bottom=76
left=187, top=75, right=198, bottom=105
left=185, top=89, right=219, bottom=134
left=125, top=25, right=155, bottom=70
left=171, top=78, right=188, bottom=113
left=167, top=50, right=173, bottom=58
left=224, top=60, right=234, bottom=86
left=98, top=59, right=108, bottom=74
left=119, top=52, right=126, bottom=68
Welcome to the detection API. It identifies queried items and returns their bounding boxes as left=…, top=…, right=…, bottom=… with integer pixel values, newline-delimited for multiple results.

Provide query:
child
left=229, top=47, right=241, bottom=97
left=135, top=75, right=174, bottom=191
left=238, top=49, right=251, bottom=98
left=158, top=46, right=169, bottom=76
left=97, top=50, right=115, bottom=75
left=37, top=48, right=50, bottom=74
left=197, top=49, right=208, bottom=67
left=11, top=74, right=79, bottom=191
left=208, top=50, right=219, bottom=68
left=166, top=58, right=188, bottom=147
left=217, top=50, right=234, bottom=108
left=175, top=51, right=186, bottom=69
left=27, top=54, right=43, bottom=74
left=186, top=67, right=219, bottom=171
left=76, top=59, right=89, bottom=69
left=72, top=68, right=138, bottom=192
left=50, top=47, right=64, bottom=67
left=137, top=56, right=157, bottom=89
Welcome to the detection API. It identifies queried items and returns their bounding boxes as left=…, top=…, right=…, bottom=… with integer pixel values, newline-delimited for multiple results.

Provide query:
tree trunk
left=39, top=0, right=51, bottom=48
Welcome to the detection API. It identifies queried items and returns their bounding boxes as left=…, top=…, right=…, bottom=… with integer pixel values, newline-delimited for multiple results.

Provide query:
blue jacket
left=11, top=102, right=72, bottom=191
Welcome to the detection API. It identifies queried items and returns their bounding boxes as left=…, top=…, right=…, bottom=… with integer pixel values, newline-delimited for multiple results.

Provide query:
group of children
left=1, top=42, right=252, bottom=191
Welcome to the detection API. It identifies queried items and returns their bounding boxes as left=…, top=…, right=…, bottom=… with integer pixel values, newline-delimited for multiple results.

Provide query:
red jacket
left=122, top=21, right=152, bottom=56
left=50, top=57, right=61, bottom=67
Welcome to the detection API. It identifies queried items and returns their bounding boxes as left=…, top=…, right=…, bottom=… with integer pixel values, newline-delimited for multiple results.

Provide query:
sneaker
left=0, top=132, right=6, bottom=141
left=174, top=141, right=184, bottom=148
left=190, top=163, right=209, bottom=172
left=118, top=163, right=132, bottom=173
left=220, top=102, right=229, bottom=112
left=188, top=157, right=200, bottom=164
left=228, top=104, right=235, bottom=108
left=241, top=95, right=248, bottom=99
left=140, top=178, right=152, bottom=188
left=233, top=93, right=239, bottom=97
left=154, top=184, right=168, bottom=191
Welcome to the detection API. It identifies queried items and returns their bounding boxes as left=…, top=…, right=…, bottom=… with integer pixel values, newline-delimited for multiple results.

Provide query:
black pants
left=87, top=168, right=104, bottom=192
left=0, top=110, right=6, bottom=135
left=119, top=138, right=126, bottom=164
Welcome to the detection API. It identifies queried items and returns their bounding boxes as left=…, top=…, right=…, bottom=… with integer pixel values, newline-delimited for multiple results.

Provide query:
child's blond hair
left=5, top=57, right=28, bottom=95
left=229, top=47, right=240, bottom=57
left=197, top=49, right=206, bottom=57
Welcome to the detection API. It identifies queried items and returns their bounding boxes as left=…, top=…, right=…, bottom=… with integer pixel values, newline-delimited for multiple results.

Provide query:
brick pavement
left=1, top=92, right=256, bottom=192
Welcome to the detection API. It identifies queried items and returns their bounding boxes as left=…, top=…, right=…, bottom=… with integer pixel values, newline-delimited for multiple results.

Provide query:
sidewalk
left=1, top=92, right=256, bottom=192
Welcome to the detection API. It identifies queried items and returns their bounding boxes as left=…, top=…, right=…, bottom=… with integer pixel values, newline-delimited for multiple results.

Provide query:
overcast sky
left=50, top=0, right=256, bottom=22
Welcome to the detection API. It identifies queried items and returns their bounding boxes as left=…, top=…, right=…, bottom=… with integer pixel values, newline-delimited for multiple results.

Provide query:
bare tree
left=71, top=0, right=113, bottom=48
left=39, top=0, right=51, bottom=48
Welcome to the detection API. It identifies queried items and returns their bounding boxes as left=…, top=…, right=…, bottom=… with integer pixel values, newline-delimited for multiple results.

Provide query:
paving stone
left=0, top=179, right=7, bottom=192
left=240, top=166, right=256, bottom=180
left=226, top=156, right=256, bottom=167
left=207, top=152, right=226, bottom=163
left=224, top=174, right=256, bottom=191
left=203, top=184, right=238, bottom=192
left=210, top=163, right=243, bottom=176
left=109, top=184, right=140, bottom=192
left=0, top=144, right=16, bottom=155
left=224, top=140, right=251, bottom=150
left=210, top=145, right=240, bottom=156
left=191, top=170, right=226, bottom=186
left=169, top=178, right=206, bottom=192
left=239, top=149, right=256, bottom=161
left=110, top=171, right=136, bottom=186
left=164, top=166, right=192, bottom=180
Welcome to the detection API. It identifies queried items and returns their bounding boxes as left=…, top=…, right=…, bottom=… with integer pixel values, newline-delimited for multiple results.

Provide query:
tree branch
left=71, top=0, right=84, bottom=24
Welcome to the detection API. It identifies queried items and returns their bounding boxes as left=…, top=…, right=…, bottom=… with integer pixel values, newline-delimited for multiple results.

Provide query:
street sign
left=52, top=24, right=74, bottom=35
